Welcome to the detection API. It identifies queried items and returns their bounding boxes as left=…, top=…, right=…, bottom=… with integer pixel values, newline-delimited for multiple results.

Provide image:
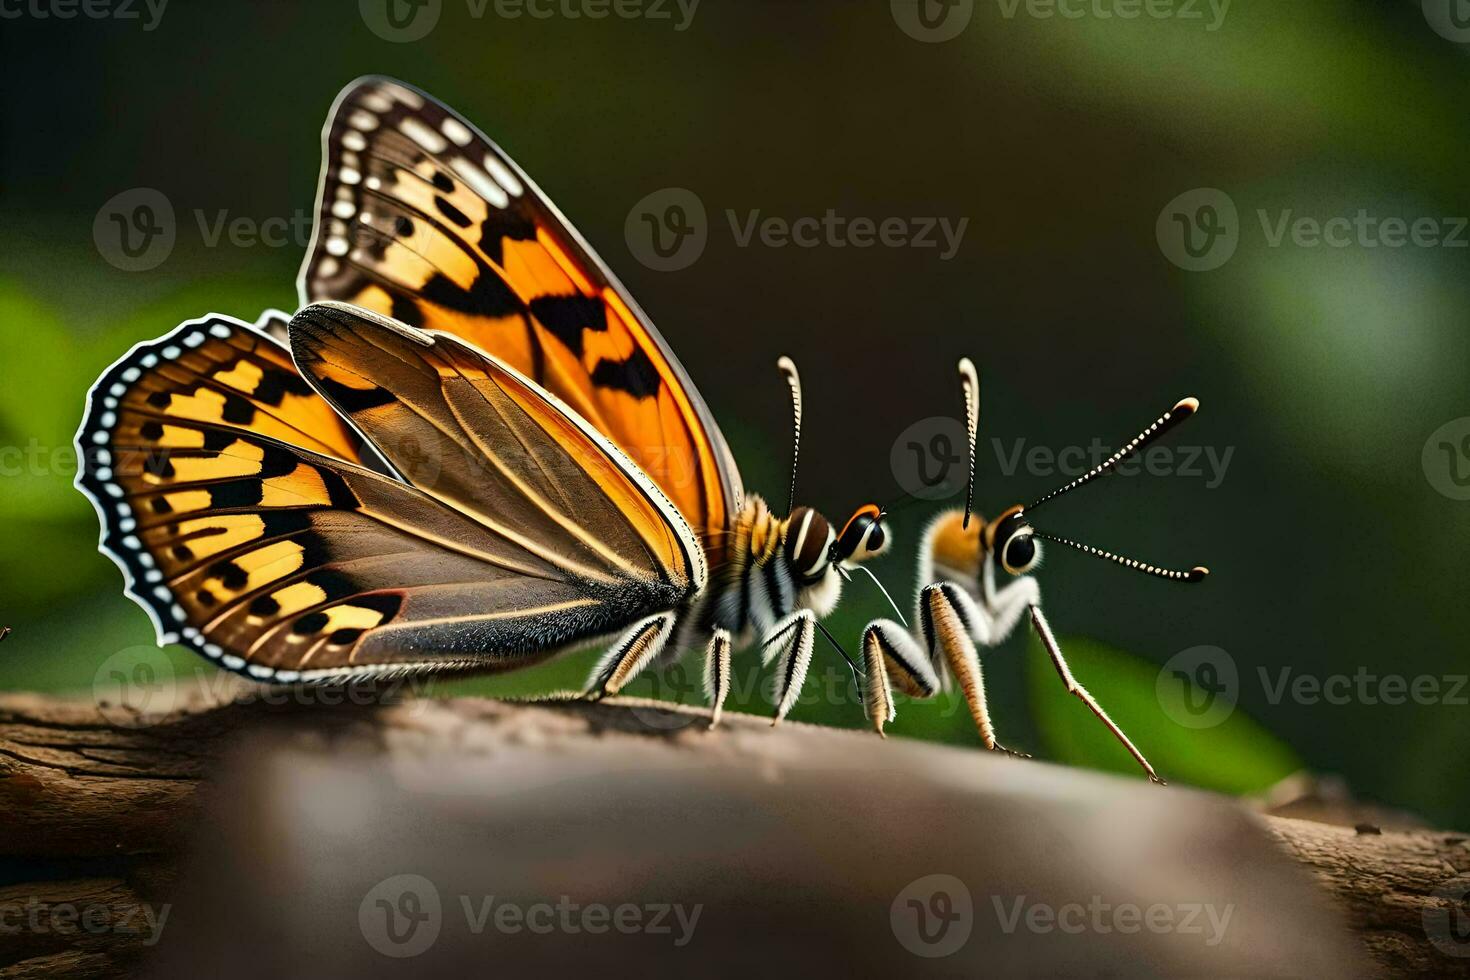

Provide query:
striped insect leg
left=704, top=628, right=732, bottom=729
left=921, top=584, right=1029, bottom=759
left=586, top=612, right=678, bottom=699
left=1029, top=604, right=1163, bottom=784
left=762, top=610, right=816, bottom=726
left=860, top=619, right=941, bottom=736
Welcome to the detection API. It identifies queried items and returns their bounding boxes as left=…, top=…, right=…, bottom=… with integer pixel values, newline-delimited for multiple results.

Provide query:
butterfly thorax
left=701, top=493, right=843, bottom=642
left=920, top=508, right=985, bottom=591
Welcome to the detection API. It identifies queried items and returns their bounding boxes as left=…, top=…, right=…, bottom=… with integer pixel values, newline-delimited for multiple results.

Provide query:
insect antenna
left=813, top=618, right=862, bottom=687
left=777, top=355, right=803, bottom=517
left=958, top=357, right=979, bottom=529
left=1027, top=397, right=1199, bottom=514
left=1031, top=530, right=1208, bottom=583
left=842, top=561, right=909, bottom=627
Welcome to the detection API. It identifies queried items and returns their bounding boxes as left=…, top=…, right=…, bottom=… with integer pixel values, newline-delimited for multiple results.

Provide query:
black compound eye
left=1002, top=533, right=1038, bottom=574
left=834, top=504, right=888, bottom=563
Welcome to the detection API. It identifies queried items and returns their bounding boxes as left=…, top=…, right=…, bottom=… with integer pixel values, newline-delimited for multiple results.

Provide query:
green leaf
left=1028, top=634, right=1299, bottom=794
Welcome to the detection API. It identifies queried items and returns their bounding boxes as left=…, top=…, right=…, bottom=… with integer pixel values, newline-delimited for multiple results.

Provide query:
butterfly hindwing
left=76, top=310, right=700, bottom=682
left=298, top=76, right=742, bottom=562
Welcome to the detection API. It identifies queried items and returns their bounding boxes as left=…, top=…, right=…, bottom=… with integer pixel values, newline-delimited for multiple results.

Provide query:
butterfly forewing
left=298, top=76, right=742, bottom=563
left=76, top=311, right=700, bottom=682
left=289, top=302, right=704, bottom=591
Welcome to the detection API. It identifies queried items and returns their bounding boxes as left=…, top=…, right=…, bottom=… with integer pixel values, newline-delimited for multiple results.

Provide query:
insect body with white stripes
left=859, top=360, right=1209, bottom=783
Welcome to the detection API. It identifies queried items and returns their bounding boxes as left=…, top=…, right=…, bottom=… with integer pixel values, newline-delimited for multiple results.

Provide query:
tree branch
left=1, top=688, right=1465, bottom=977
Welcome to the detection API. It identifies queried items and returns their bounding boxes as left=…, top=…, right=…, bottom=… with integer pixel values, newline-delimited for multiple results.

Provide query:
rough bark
left=0, top=687, right=1465, bottom=977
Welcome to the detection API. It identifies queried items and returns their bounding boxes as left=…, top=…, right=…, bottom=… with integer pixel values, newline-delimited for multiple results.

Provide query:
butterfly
left=77, top=77, right=890, bottom=723
left=857, top=359, right=1210, bottom=781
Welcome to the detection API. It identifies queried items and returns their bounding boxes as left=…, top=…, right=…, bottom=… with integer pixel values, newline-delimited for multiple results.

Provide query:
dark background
left=2, top=1, right=1467, bottom=824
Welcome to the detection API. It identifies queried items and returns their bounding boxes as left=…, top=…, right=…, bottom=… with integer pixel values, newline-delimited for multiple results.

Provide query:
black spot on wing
left=528, top=294, right=607, bottom=358
left=249, top=594, right=280, bottom=617
left=293, top=611, right=330, bottom=635
left=221, top=393, right=255, bottom=425
left=314, top=374, right=397, bottom=413
left=420, top=270, right=523, bottom=319
left=209, top=480, right=265, bottom=509
left=319, top=467, right=360, bottom=510
left=591, top=348, right=662, bottom=400
left=210, top=560, right=249, bottom=590
left=389, top=294, right=424, bottom=328
left=435, top=197, right=472, bottom=229
left=477, top=209, right=538, bottom=265
left=247, top=363, right=314, bottom=406
left=260, top=511, right=314, bottom=537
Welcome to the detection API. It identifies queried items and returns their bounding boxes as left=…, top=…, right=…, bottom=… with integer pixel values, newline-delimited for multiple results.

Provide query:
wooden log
left=0, top=688, right=1464, bottom=977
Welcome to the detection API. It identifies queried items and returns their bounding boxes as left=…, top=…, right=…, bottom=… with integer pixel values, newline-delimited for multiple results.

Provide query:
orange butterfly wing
left=298, top=76, right=741, bottom=564
left=75, top=309, right=701, bottom=680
